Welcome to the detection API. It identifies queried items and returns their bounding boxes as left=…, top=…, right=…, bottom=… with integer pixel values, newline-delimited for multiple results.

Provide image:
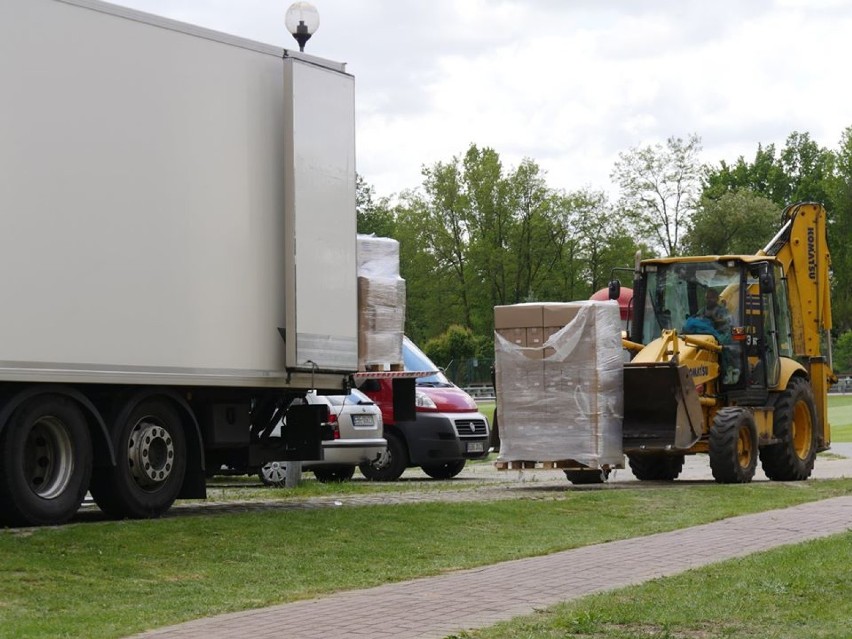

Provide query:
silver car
left=260, top=389, right=385, bottom=484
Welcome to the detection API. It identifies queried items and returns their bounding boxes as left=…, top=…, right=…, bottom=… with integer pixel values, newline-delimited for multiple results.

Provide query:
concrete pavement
left=131, top=495, right=852, bottom=639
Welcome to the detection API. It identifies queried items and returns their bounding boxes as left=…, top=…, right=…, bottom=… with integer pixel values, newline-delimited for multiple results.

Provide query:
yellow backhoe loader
left=614, top=202, right=835, bottom=482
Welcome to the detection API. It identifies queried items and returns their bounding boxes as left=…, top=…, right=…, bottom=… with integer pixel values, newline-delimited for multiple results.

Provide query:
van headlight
left=415, top=391, right=437, bottom=409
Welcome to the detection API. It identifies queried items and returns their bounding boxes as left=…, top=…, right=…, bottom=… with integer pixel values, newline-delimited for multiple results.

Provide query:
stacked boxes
left=494, top=301, right=623, bottom=466
left=356, top=235, right=406, bottom=369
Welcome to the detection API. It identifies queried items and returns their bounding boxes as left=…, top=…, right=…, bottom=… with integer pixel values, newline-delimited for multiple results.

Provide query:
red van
left=358, top=337, right=490, bottom=480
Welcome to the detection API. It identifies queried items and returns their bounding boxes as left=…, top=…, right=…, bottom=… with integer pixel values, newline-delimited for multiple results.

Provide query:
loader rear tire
left=759, top=377, right=817, bottom=481
left=627, top=453, right=684, bottom=481
left=709, top=407, right=758, bottom=483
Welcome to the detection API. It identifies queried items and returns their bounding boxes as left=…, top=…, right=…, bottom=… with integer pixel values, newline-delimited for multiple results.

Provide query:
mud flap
left=623, top=363, right=703, bottom=451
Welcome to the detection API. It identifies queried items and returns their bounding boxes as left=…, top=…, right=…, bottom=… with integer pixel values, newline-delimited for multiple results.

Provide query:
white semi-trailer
left=0, top=0, right=373, bottom=526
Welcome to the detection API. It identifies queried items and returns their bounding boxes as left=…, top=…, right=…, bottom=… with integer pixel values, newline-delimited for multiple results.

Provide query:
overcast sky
left=111, top=0, right=852, bottom=199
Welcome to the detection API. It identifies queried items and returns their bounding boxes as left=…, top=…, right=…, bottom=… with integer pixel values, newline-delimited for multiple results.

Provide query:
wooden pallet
left=364, top=362, right=404, bottom=372
left=494, top=459, right=584, bottom=470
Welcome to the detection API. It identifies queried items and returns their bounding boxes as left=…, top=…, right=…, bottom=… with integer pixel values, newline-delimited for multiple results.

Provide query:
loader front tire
left=627, top=453, right=684, bottom=481
left=759, top=377, right=817, bottom=481
left=709, top=407, right=757, bottom=483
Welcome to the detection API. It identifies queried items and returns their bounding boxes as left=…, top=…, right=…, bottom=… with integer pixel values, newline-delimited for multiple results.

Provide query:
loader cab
left=632, top=257, right=794, bottom=401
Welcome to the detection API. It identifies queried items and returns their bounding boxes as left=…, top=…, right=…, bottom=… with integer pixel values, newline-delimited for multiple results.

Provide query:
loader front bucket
left=622, top=363, right=703, bottom=451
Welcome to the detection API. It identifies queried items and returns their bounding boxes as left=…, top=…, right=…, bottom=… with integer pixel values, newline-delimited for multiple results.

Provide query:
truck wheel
left=0, top=395, right=92, bottom=527
left=359, top=431, right=408, bottom=481
left=709, top=407, right=758, bottom=483
left=759, top=377, right=817, bottom=481
left=421, top=459, right=466, bottom=480
left=564, top=468, right=610, bottom=484
left=627, top=453, right=684, bottom=481
left=90, top=399, right=186, bottom=519
left=313, top=465, right=356, bottom=483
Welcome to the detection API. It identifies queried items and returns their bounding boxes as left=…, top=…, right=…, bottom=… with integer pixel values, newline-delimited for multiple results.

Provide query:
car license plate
left=466, top=442, right=484, bottom=453
left=352, top=414, right=374, bottom=427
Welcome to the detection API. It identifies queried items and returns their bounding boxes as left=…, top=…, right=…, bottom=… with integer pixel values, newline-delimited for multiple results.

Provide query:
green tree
left=827, top=126, right=852, bottom=333
left=834, top=330, right=852, bottom=373
left=703, top=143, right=789, bottom=204
left=611, top=134, right=703, bottom=257
left=683, top=190, right=781, bottom=255
left=356, top=173, right=396, bottom=237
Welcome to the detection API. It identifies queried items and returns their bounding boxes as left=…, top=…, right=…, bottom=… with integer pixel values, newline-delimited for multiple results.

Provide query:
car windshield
left=403, top=337, right=452, bottom=386
left=640, top=261, right=742, bottom=343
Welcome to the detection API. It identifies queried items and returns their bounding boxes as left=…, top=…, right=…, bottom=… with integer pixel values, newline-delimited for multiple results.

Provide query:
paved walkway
left=132, top=495, right=852, bottom=639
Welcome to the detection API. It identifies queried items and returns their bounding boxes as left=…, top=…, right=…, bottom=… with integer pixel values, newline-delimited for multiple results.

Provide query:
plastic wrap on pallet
left=357, top=234, right=401, bottom=279
left=357, top=276, right=405, bottom=368
left=495, top=301, right=623, bottom=466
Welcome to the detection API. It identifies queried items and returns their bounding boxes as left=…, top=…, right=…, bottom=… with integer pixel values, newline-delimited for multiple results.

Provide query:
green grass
left=829, top=394, right=852, bottom=442
left=457, top=532, right=852, bottom=639
left=477, top=399, right=495, bottom=425
left=2, top=480, right=851, bottom=638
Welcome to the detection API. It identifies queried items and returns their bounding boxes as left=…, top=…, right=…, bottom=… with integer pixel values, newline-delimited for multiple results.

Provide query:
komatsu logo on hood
left=689, top=365, right=709, bottom=378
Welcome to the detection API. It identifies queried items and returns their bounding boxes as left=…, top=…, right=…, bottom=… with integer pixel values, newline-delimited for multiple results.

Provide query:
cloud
left=105, top=0, right=852, bottom=198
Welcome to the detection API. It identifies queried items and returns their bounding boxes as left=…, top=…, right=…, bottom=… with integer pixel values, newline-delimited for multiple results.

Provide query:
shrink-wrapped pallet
left=356, top=235, right=406, bottom=369
left=494, top=301, right=623, bottom=467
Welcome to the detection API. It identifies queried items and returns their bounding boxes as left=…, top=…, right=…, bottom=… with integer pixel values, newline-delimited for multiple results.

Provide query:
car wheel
left=259, top=461, right=288, bottom=487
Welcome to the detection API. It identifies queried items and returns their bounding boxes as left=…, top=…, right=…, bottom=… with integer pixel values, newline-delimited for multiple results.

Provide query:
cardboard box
left=542, top=303, right=583, bottom=328
left=494, top=304, right=544, bottom=329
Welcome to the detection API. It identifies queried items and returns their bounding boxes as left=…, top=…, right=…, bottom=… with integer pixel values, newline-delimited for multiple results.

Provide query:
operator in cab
left=695, top=288, right=731, bottom=337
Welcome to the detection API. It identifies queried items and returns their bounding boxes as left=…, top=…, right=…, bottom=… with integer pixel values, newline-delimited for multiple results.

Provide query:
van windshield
left=403, top=337, right=451, bottom=386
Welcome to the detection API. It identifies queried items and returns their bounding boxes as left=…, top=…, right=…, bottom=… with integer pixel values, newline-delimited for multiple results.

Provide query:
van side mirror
left=608, top=279, right=621, bottom=300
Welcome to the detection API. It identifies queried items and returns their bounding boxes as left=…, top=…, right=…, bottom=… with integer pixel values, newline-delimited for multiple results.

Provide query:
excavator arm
left=759, top=201, right=835, bottom=440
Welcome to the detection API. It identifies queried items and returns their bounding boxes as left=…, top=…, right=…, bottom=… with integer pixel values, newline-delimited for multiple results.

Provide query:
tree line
left=357, top=126, right=852, bottom=374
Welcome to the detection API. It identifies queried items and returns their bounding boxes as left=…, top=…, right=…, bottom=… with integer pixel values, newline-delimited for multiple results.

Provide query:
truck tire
left=0, top=395, right=92, bottom=527
left=359, top=431, right=408, bottom=481
left=90, top=398, right=186, bottom=519
left=313, top=465, right=356, bottom=483
left=627, top=453, right=684, bottom=481
left=564, top=468, right=611, bottom=484
left=759, top=377, right=817, bottom=481
left=709, top=407, right=758, bottom=483
left=421, top=459, right=466, bottom=480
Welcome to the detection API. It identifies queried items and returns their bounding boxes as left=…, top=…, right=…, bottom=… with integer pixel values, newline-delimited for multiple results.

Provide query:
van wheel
left=709, top=407, right=757, bottom=483
left=759, top=377, right=817, bottom=480
left=359, top=431, right=408, bottom=481
left=90, top=398, right=186, bottom=519
left=0, top=395, right=92, bottom=527
left=313, top=466, right=356, bottom=483
left=421, top=459, right=466, bottom=480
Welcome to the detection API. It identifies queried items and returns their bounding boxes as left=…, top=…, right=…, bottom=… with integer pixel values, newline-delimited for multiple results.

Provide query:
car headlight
left=415, top=391, right=437, bottom=409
